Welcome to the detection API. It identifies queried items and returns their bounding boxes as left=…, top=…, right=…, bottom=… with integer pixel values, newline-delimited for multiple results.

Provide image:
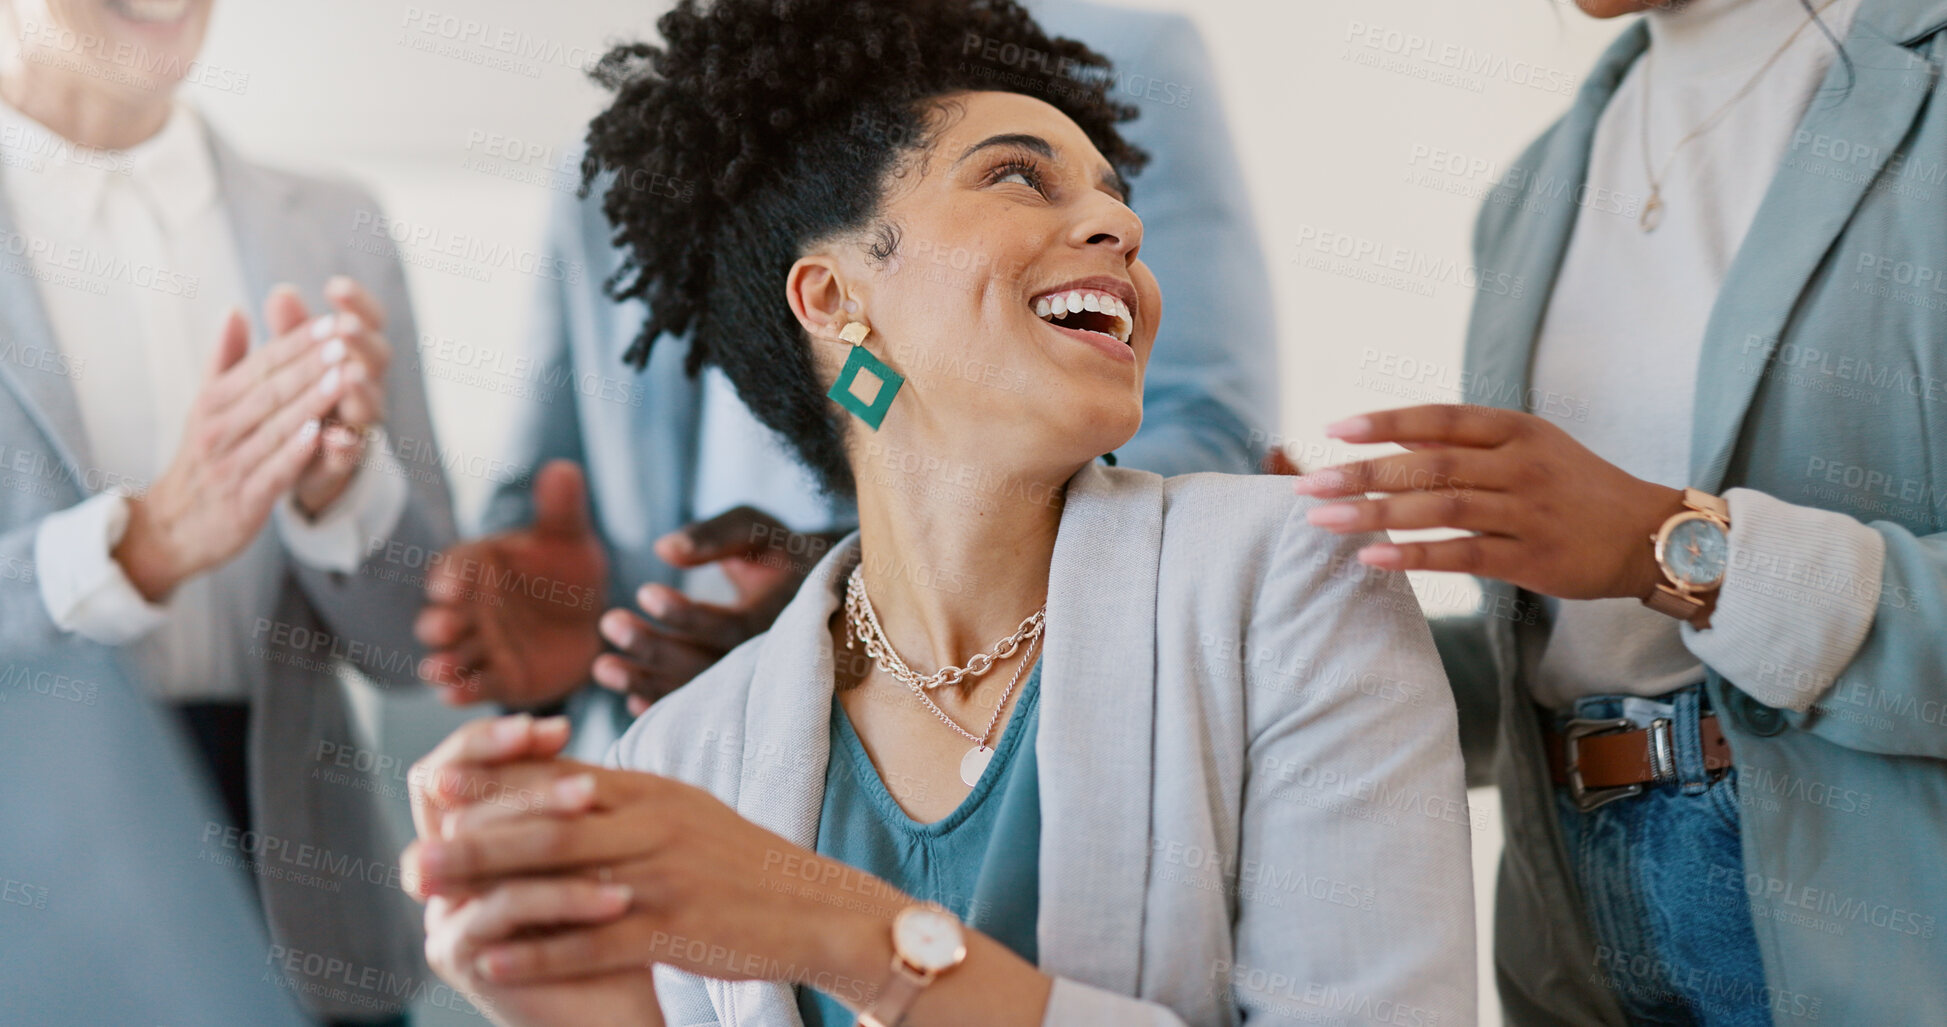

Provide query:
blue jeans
left=1553, top=686, right=1771, bottom=1026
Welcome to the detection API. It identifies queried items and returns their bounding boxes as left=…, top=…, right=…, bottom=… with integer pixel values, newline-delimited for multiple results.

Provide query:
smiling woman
left=583, top=0, right=1152, bottom=498
left=401, top=2, right=1477, bottom=1025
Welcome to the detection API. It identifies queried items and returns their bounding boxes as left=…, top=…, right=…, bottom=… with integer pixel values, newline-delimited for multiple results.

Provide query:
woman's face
left=5, top=0, right=214, bottom=95
left=803, top=90, right=1158, bottom=486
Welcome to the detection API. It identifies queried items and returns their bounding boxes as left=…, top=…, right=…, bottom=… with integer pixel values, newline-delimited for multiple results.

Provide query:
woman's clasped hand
left=404, top=714, right=917, bottom=1026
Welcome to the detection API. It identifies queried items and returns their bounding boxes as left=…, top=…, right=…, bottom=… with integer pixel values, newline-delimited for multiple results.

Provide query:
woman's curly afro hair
left=581, top=0, right=1147, bottom=497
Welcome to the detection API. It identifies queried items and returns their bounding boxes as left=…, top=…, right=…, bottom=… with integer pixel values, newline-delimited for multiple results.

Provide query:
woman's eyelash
left=986, top=158, right=1048, bottom=194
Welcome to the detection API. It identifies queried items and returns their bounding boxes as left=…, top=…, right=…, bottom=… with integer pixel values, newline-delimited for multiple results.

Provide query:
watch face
left=892, top=907, right=966, bottom=973
left=1663, top=515, right=1728, bottom=589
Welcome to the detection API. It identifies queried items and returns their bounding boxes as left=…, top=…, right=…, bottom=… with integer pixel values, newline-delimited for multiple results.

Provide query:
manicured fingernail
left=320, top=337, right=346, bottom=364
left=599, top=883, right=634, bottom=906
left=473, top=952, right=501, bottom=982
left=1359, top=543, right=1404, bottom=567
left=319, top=367, right=342, bottom=395
left=551, top=773, right=594, bottom=806
left=640, top=588, right=669, bottom=618
left=417, top=841, right=448, bottom=877
left=310, top=315, right=336, bottom=341
left=337, top=311, right=363, bottom=334
left=599, top=611, right=638, bottom=650
left=1290, top=470, right=1345, bottom=495
left=492, top=714, right=531, bottom=747
left=1325, top=416, right=1371, bottom=439
left=1306, top=504, right=1360, bottom=528
left=298, top=418, right=320, bottom=440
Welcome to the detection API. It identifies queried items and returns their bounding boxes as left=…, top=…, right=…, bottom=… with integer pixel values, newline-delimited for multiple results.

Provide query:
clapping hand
left=116, top=291, right=353, bottom=600
left=594, top=506, right=830, bottom=715
left=415, top=462, right=609, bottom=708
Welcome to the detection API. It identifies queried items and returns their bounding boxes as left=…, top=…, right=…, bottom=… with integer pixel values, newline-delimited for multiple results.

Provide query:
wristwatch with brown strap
left=1642, top=488, right=1731, bottom=628
left=857, top=904, right=968, bottom=1027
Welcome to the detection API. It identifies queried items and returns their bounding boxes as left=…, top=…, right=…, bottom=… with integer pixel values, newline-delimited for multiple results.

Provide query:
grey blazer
left=611, top=465, right=1477, bottom=1026
left=0, top=130, right=456, bottom=1018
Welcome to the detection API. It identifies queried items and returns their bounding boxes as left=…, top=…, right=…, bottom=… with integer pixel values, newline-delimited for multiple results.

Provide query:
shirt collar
left=0, top=100, right=218, bottom=233
left=123, top=104, right=219, bottom=233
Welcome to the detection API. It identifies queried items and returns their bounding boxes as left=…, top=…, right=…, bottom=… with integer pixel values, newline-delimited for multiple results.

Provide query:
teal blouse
left=795, top=664, right=1043, bottom=1026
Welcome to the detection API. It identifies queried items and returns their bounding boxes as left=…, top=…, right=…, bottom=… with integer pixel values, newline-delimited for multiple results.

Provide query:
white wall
left=189, top=2, right=1633, bottom=1023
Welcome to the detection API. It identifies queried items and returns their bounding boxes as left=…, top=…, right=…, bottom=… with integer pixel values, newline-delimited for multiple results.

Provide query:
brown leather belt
left=1546, top=713, right=1733, bottom=811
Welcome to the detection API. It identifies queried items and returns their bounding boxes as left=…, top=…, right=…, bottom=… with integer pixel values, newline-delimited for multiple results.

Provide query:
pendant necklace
left=1637, top=0, right=1839, bottom=232
left=843, top=565, right=1045, bottom=785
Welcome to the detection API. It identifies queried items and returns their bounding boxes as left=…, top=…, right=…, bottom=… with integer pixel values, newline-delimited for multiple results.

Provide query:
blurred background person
left=1297, top=0, right=1947, bottom=1022
left=0, top=0, right=455, bottom=1022
left=414, top=0, right=1282, bottom=761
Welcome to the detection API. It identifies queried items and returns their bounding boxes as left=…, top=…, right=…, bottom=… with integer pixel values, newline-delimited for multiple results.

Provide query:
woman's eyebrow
left=954, top=132, right=1056, bottom=164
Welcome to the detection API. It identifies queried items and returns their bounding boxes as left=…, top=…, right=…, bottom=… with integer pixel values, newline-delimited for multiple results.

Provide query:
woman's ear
left=786, top=257, right=853, bottom=348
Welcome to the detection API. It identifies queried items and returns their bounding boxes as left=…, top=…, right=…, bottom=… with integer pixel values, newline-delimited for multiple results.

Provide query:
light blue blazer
left=611, top=465, right=1477, bottom=1026
left=0, top=645, right=307, bottom=1025
left=480, top=2, right=1280, bottom=746
left=1441, top=2, right=1947, bottom=1023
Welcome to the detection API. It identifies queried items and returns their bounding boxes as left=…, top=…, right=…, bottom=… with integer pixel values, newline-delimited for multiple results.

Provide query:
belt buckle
left=1563, top=716, right=1645, bottom=812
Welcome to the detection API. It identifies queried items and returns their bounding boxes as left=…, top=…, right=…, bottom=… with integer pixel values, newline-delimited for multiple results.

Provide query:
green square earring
left=827, top=320, right=903, bottom=430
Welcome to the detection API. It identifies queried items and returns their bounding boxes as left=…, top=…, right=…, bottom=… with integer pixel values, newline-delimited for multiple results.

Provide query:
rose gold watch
left=857, top=904, right=967, bottom=1027
left=1642, top=488, right=1731, bottom=628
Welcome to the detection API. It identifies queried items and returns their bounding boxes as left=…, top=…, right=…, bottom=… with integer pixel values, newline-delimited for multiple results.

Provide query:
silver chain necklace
left=843, top=564, right=1044, bottom=784
left=843, top=564, right=1043, bottom=691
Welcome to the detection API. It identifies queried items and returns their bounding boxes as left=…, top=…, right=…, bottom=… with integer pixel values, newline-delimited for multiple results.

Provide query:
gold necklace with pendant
left=1637, top=0, right=1840, bottom=232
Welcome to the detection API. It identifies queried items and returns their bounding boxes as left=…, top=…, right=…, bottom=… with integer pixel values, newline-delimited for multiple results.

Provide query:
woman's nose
left=1075, top=196, right=1143, bottom=258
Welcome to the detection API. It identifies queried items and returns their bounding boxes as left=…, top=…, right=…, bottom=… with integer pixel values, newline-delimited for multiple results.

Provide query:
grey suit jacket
left=612, top=465, right=1477, bottom=1026
left=0, top=129, right=456, bottom=1018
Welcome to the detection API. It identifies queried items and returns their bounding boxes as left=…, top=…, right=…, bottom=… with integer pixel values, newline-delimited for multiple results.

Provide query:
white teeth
left=1031, top=289, right=1136, bottom=345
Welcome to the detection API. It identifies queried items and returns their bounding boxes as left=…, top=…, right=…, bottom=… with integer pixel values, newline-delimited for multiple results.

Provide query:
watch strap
left=1683, top=487, right=1730, bottom=522
left=1645, top=583, right=1706, bottom=622
left=857, top=958, right=929, bottom=1027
